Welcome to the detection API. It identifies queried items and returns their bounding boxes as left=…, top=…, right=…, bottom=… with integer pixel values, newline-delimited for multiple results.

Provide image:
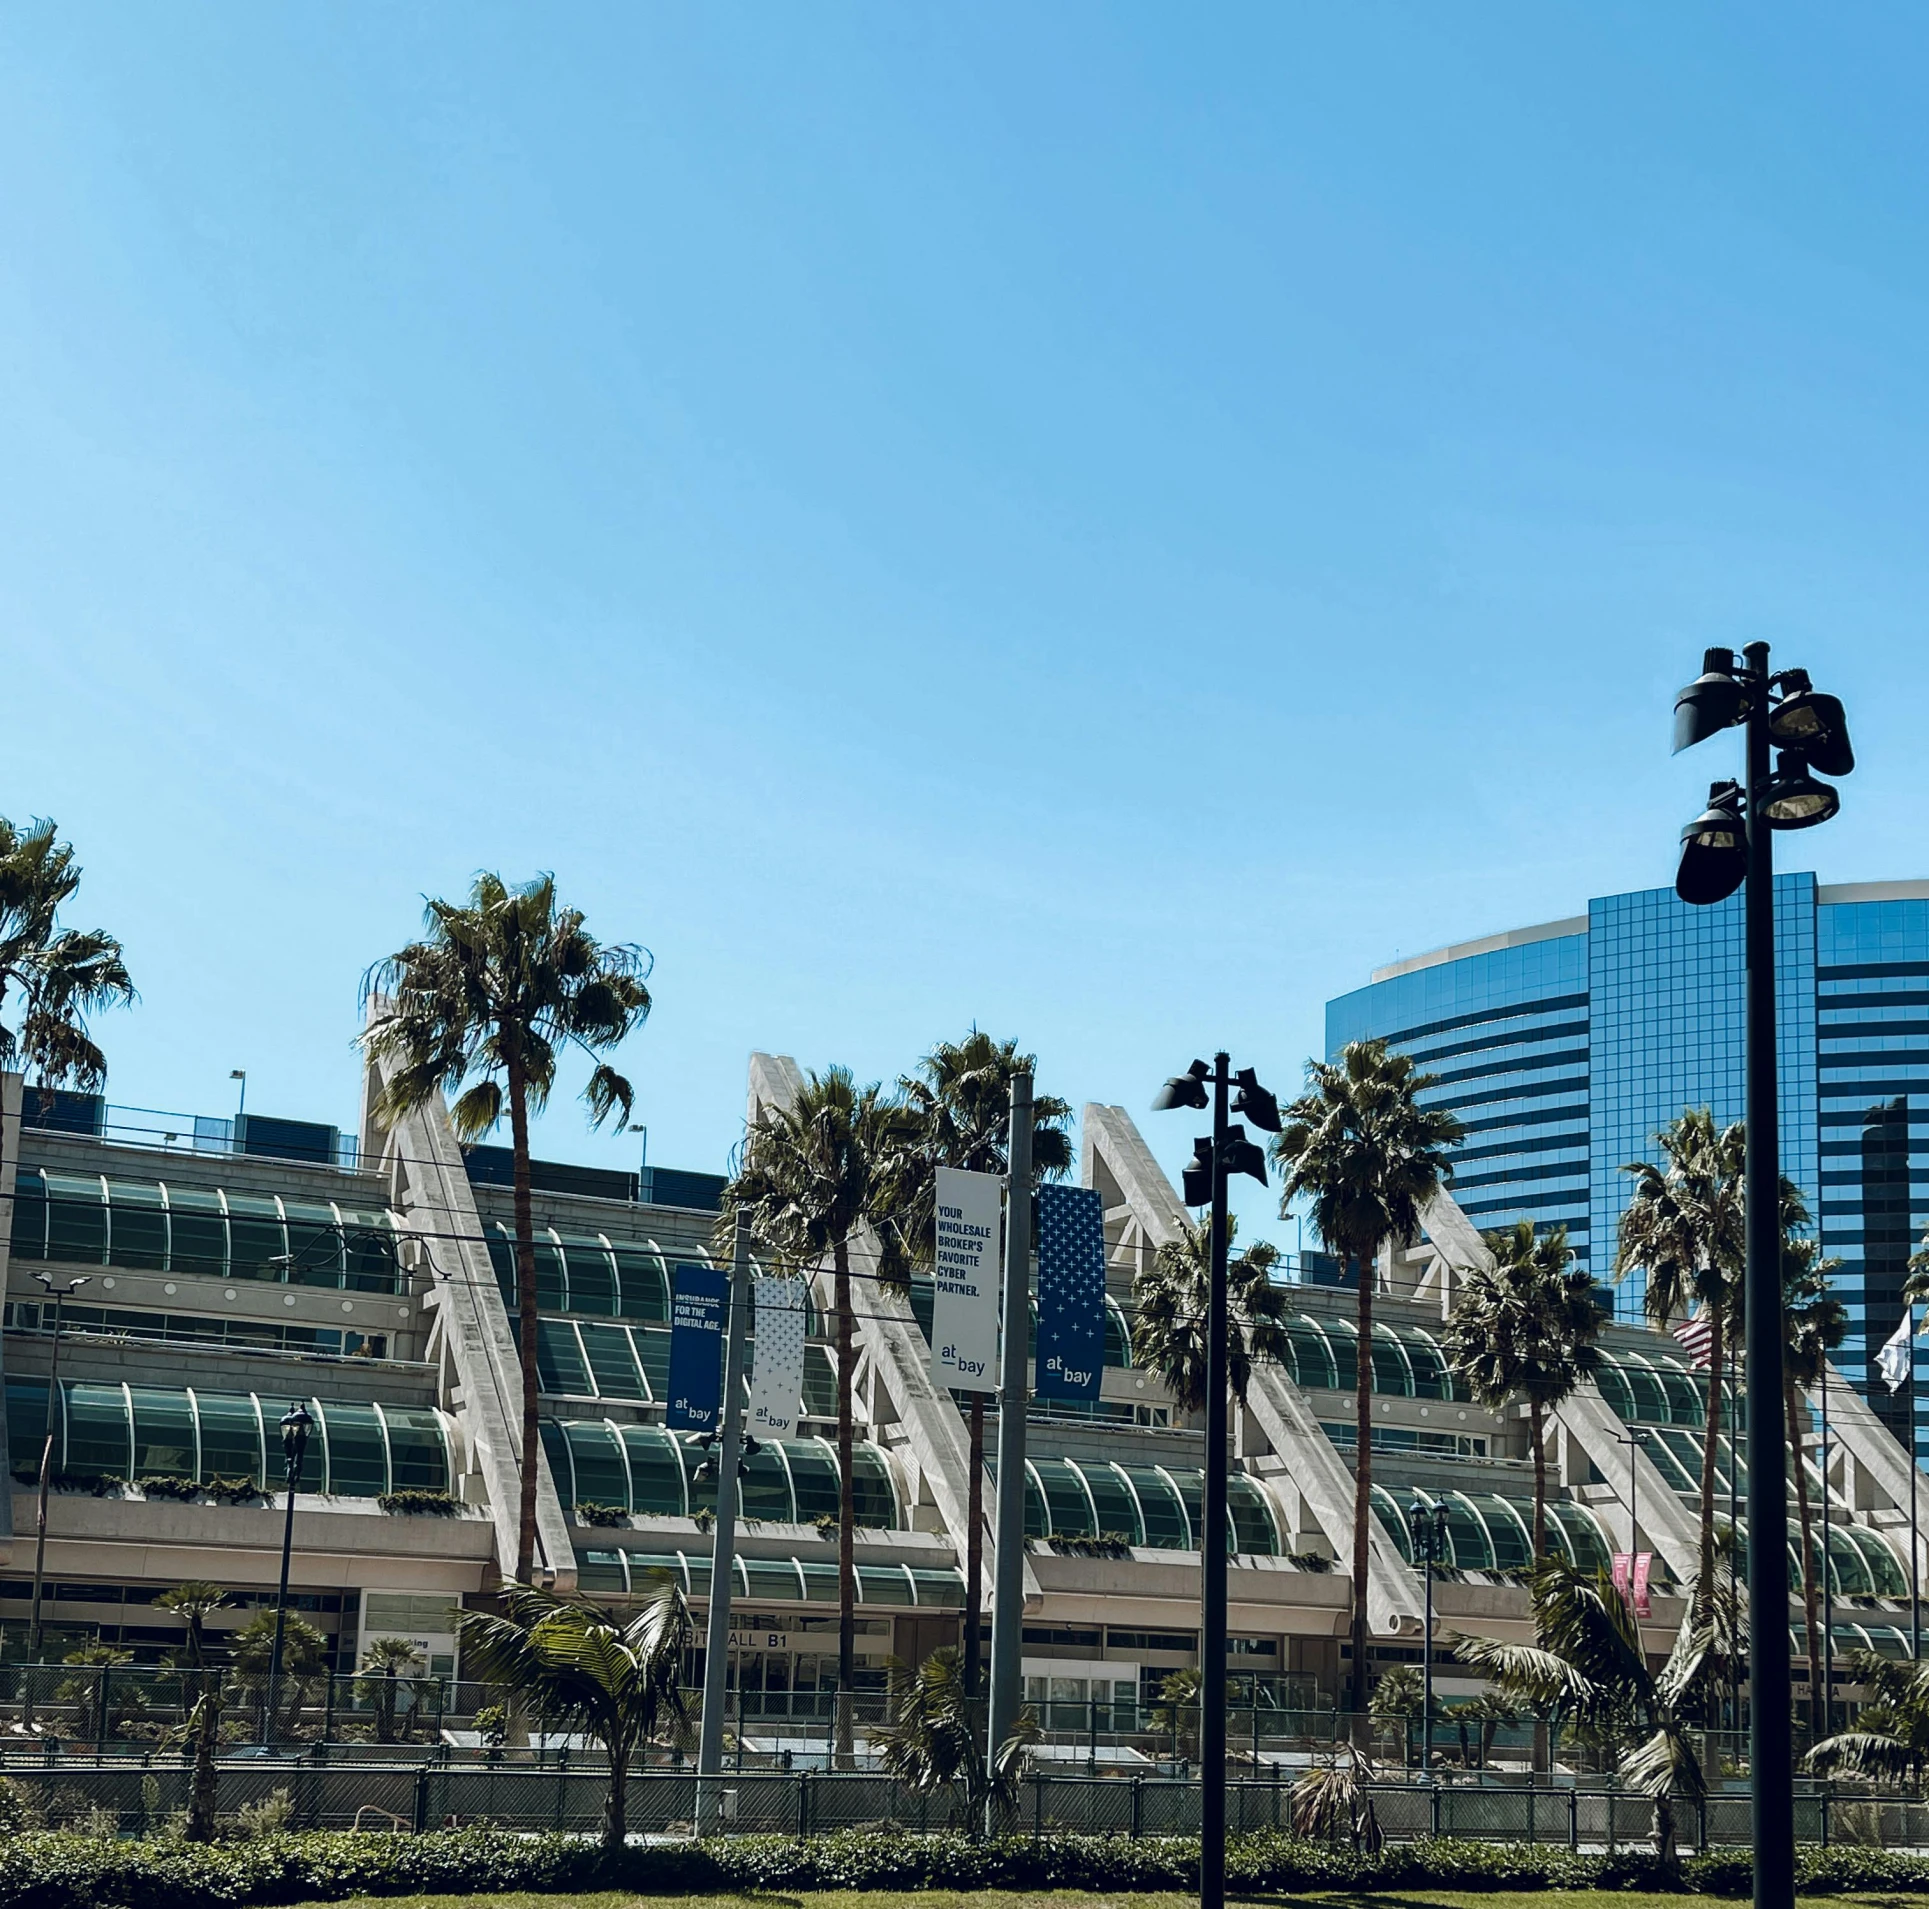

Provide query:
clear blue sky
left=4, top=5, right=1928, bottom=1247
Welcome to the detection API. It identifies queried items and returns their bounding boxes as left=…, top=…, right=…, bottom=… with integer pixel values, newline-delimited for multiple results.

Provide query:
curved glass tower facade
left=1328, top=878, right=1929, bottom=1453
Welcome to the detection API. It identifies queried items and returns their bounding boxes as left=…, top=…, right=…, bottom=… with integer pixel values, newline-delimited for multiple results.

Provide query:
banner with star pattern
left=1035, top=1182, right=1105, bottom=1402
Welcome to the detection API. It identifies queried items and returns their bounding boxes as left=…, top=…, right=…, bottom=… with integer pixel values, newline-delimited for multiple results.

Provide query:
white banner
left=931, top=1166, right=1002, bottom=1393
left=748, top=1276, right=808, bottom=1436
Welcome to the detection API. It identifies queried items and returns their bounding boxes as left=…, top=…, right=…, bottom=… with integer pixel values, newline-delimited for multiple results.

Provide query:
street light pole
left=266, top=1401, right=313, bottom=1745
left=1819, top=1369, right=1833, bottom=1737
left=26, top=1272, right=90, bottom=1665
left=987, top=1070, right=1034, bottom=1776
left=1406, top=1498, right=1448, bottom=1780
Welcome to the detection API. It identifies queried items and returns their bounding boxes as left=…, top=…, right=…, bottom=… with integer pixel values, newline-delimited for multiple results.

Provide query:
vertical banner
left=1611, top=1553, right=1632, bottom=1601
left=748, top=1277, right=808, bottom=1436
left=666, top=1262, right=728, bottom=1432
left=1036, top=1183, right=1105, bottom=1402
left=931, top=1166, right=1002, bottom=1393
left=1632, top=1551, right=1653, bottom=1619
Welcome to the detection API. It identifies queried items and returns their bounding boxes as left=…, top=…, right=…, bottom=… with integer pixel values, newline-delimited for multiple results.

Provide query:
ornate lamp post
left=265, top=1401, right=313, bottom=1743
left=26, top=1271, right=90, bottom=1666
left=1405, top=1496, right=1450, bottom=1778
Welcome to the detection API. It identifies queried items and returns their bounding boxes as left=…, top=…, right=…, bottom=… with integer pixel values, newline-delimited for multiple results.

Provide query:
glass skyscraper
left=1327, top=878, right=1929, bottom=1452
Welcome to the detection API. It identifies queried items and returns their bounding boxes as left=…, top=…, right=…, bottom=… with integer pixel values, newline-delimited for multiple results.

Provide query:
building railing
left=22, top=1096, right=362, bottom=1173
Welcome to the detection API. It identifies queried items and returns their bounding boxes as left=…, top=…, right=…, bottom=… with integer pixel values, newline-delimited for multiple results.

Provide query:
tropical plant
left=1808, top=1650, right=1929, bottom=1782
left=1290, top=1744, right=1383, bottom=1852
left=361, top=872, right=652, bottom=1582
left=1367, top=1663, right=1438, bottom=1768
left=1147, top=1666, right=1239, bottom=1762
left=724, top=1064, right=906, bottom=1762
left=0, top=816, right=135, bottom=1100
left=1272, top=1039, right=1463, bottom=1714
left=55, top=1643, right=133, bottom=1743
left=871, top=1645, right=1037, bottom=1826
left=1131, top=1213, right=1288, bottom=1418
left=1452, top=1689, right=1521, bottom=1769
left=1784, top=1233, right=1847, bottom=1726
left=457, top=1576, right=690, bottom=1849
left=357, top=1637, right=426, bottom=1744
left=153, top=1581, right=226, bottom=1841
left=229, top=1609, right=328, bottom=1740
left=1456, top=1557, right=1711, bottom=1873
left=1442, top=1220, right=1605, bottom=1554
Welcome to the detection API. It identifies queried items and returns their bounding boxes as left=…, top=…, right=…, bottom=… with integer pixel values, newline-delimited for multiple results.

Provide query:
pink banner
left=1611, top=1552, right=1631, bottom=1598
left=1632, top=1552, right=1653, bottom=1618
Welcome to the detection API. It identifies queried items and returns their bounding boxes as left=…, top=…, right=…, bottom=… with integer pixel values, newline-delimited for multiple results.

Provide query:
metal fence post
left=413, top=1765, right=430, bottom=1833
left=1131, top=1772, right=1143, bottom=1839
left=1567, top=1785, right=1578, bottom=1851
left=1429, top=1783, right=1441, bottom=1839
left=1033, top=1771, right=1044, bottom=1842
left=96, top=1666, right=111, bottom=1752
left=1820, top=1786, right=1830, bottom=1848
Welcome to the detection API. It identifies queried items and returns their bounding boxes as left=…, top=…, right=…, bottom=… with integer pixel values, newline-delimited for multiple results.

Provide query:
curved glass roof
left=575, top=1547, right=964, bottom=1608
left=1372, top=1483, right=1611, bottom=1575
left=1277, top=1311, right=1472, bottom=1401
left=1016, top=1455, right=1281, bottom=1555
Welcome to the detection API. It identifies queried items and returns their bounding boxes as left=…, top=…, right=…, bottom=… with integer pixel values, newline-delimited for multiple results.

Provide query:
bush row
left=1, top=1827, right=1928, bottom=1906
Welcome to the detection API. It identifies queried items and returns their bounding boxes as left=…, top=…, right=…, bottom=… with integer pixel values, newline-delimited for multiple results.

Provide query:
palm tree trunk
left=834, top=1234, right=857, bottom=1766
left=1530, top=1397, right=1548, bottom=1557
left=1787, top=1373, right=1822, bottom=1732
left=1695, top=1306, right=1724, bottom=1624
left=603, top=1737, right=628, bottom=1850
left=1351, top=1239, right=1375, bottom=1726
left=188, top=1671, right=220, bottom=1842
left=1653, top=1790, right=1678, bottom=1876
left=507, top=1051, right=541, bottom=1585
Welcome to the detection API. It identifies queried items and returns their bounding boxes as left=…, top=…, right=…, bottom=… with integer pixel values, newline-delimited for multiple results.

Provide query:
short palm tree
left=154, top=1581, right=225, bottom=1842
left=1132, top=1213, right=1288, bottom=1417
left=724, top=1065, right=905, bottom=1762
left=1442, top=1220, right=1604, bottom=1556
left=358, top=1635, right=427, bottom=1744
left=1808, top=1650, right=1929, bottom=1783
left=459, top=1577, right=690, bottom=1850
left=1784, top=1234, right=1847, bottom=1726
left=0, top=816, right=135, bottom=1098
left=1614, top=1109, right=1742, bottom=1621
left=231, top=1607, right=328, bottom=1740
left=1367, top=1662, right=1434, bottom=1769
left=362, top=872, right=652, bottom=1582
left=889, top=1031, right=1073, bottom=1698
left=1272, top=1039, right=1463, bottom=1714
left=872, top=1645, right=1037, bottom=1826
left=1456, top=1557, right=1711, bottom=1874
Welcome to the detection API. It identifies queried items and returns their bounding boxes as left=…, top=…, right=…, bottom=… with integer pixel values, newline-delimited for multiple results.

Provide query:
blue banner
left=1036, top=1183, right=1105, bottom=1401
left=666, top=1262, right=728, bottom=1431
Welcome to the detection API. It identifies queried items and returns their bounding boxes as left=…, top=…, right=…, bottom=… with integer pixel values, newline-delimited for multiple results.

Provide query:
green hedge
left=1, top=1828, right=1928, bottom=1907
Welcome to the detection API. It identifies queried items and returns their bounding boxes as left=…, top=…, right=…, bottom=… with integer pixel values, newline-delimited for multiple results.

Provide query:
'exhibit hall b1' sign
left=666, top=1262, right=728, bottom=1431
left=1035, top=1183, right=1104, bottom=1402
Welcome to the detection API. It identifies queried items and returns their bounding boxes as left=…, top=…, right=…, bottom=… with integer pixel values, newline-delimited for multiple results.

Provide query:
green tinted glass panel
left=562, top=1238, right=616, bottom=1317
left=1369, top=1328, right=1412, bottom=1396
left=6, top=1377, right=48, bottom=1472
left=1549, top=1502, right=1610, bottom=1573
left=1595, top=1362, right=1637, bottom=1420
left=633, top=1328, right=670, bottom=1398
left=1282, top=1318, right=1338, bottom=1390
left=226, top=1195, right=287, bottom=1284
left=322, top=1402, right=388, bottom=1496
left=1124, top=1467, right=1189, bottom=1550
left=745, top=1557, right=803, bottom=1602
left=10, top=1170, right=47, bottom=1259
left=345, top=1218, right=400, bottom=1294
left=534, top=1233, right=567, bottom=1312
left=1403, top=1333, right=1452, bottom=1401
left=539, top=1420, right=575, bottom=1502
left=611, top=1245, right=669, bottom=1321
left=1323, top=1316, right=1364, bottom=1387
left=1372, top=1485, right=1414, bottom=1563
left=849, top=1444, right=898, bottom=1529
left=106, top=1182, right=168, bottom=1270
left=1082, top=1462, right=1143, bottom=1545
left=802, top=1345, right=838, bottom=1418
left=64, top=1382, right=130, bottom=1476
left=909, top=1568, right=966, bottom=1609
left=1474, top=1496, right=1533, bottom=1572
left=856, top=1564, right=914, bottom=1607
left=577, top=1550, right=626, bottom=1593
left=1226, top=1475, right=1278, bottom=1555
left=909, top=1281, right=934, bottom=1342
left=1023, top=1467, right=1047, bottom=1539
left=196, top=1392, right=262, bottom=1485
left=1033, top=1459, right=1095, bottom=1538
left=563, top=1420, right=629, bottom=1508
left=738, top=1443, right=792, bottom=1520
left=536, top=1319, right=593, bottom=1395
left=579, top=1323, right=646, bottom=1400
left=1104, top=1300, right=1132, bottom=1370
left=1656, top=1365, right=1704, bottom=1426
left=130, top=1387, right=196, bottom=1477
left=168, top=1189, right=228, bottom=1279
left=619, top=1424, right=686, bottom=1516
left=282, top=1203, right=344, bottom=1287
left=382, top=1408, right=449, bottom=1492
left=488, top=1230, right=516, bottom=1309
left=45, top=1175, right=106, bottom=1265
left=1623, top=1363, right=1671, bottom=1423
left=1439, top=1496, right=1493, bottom=1571
left=1169, top=1469, right=1204, bottom=1549
left=783, top=1440, right=841, bottom=1522
left=798, top=1560, right=840, bottom=1602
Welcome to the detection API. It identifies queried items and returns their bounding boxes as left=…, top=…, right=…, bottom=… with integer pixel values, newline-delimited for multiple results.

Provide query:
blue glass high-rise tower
left=1327, top=878, right=1929, bottom=1453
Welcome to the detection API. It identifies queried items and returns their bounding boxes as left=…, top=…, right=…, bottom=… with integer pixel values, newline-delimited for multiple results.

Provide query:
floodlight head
left=33, top=1271, right=89, bottom=1299
left=1231, top=1067, right=1281, bottom=1133
left=1676, top=781, right=1748, bottom=906
left=280, top=1400, right=314, bottom=1467
left=1222, top=1123, right=1269, bottom=1187
left=1152, top=1061, right=1211, bottom=1113
left=1759, top=749, right=1841, bottom=830
left=1182, top=1138, right=1213, bottom=1207
left=1672, top=648, right=1747, bottom=753
left=1768, top=673, right=1854, bottom=778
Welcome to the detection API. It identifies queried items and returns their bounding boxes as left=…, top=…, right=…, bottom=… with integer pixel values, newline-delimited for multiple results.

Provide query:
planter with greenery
left=376, top=1488, right=457, bottom=1517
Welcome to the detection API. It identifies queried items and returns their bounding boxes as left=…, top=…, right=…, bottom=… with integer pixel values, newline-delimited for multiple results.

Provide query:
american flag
left=1035, top=1184, right=1105, bottom=1403
left=1673, top=1311, right=1715, bottom=1371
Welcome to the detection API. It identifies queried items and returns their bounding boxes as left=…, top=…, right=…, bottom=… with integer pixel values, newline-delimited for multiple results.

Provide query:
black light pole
left=1819, top=1370, right=1833, bottom=1736
left=1405, top=1497, right=1449, bottom=1779
left=1671, top=645, right=1853, bottom=1909
left=26, top=1271, right=90, bottom=1665
left=1609, top=1425, right=1651, bottom=1577
left=1153, top=1056, right=1279, bottom=1909
left=265, top=1401, right=313, bottom=1744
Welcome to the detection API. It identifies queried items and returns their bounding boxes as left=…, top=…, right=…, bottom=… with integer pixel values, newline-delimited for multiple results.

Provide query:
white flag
left=931, top=1166, right=1001, bottom=1393
left=1878, top=1308, right=1915, bottom=1396
left=747, top=1277, right=808, bottom=1435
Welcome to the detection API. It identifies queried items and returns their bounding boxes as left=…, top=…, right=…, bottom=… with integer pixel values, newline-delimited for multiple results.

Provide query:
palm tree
left=1132, top=1213, right=1288, bottom=1417
left=725, top=1065, right=905, bottom=1762
left=1808, top=1650, right=1929, bottom=1783
left=362, top=872, right=652, bottom=1583
left=1442, top=1220, right=1605, bottom=1555
left=458, top=1577, right=690, bottom=1851
left=1614, top=1109, right=1743, bottom=1622
left=0, top=816, right=135, bottom=1101
left=1456, top=1557, right=1711, bottom=1874
left=1368, top=1662, right=1433, bottom=1769
left=231, top=1607, right=328, bottom=1740
left=1271, top=1038, right=1463, bottom=1715
left=358, top=1636, right=427, bottom=1743
left=1784, top=1234, right=1847, bottom=1728
left=155, top=1582, right=227, bottom=1842
left=890, top=1030, right=1073, bottom=1700
left=872, top=1645, right=1037, bottom=1827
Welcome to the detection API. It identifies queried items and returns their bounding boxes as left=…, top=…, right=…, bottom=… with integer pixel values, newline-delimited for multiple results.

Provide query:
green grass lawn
left=281, top=1892, right=1929, bottom=1909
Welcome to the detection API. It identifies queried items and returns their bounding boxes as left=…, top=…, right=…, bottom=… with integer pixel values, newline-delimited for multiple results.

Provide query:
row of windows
left=487, top=1227, right=686, bottom=1322
left=533, top=1316, right=840, bottom=1414
left=11, top=1171, right=402, bottom=1294
left=1371, top=1485, right=1610, bottom=1574
left=540, top=1420, right=902, bottom=1528
left=577, top=1548, right=965, bottom=1609
left=1277, top=1312, right=1472, bottom=1401
left=2, top=1378, right=451, bottom=1497
left=1400, top=1019, right=1590, bottom=1071
left=4, top=1301, right=387, bottom=1362
left=1020, top=1455, right=1281, bottom=1555
left=906, top=1286, right=1133, bottom=1371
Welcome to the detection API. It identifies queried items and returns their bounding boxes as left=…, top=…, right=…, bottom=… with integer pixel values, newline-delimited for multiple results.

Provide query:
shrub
left=136, top=1475, right=201, bottom=1502
left=573, top=1500, right=628, bottom=1527
left=207, top=1475, right=266, bottom=1506
left=375, top=1488, right=456, bottom=1517
left=1045, top=1532, right=1132, bottom=1559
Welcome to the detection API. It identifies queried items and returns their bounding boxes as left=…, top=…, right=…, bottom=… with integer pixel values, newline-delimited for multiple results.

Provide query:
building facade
left=1328, top=877, right=1929, bottom=1452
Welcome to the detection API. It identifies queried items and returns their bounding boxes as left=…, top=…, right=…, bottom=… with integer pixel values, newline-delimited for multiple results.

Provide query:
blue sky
left=4, top=5, right=1928, bottom=1246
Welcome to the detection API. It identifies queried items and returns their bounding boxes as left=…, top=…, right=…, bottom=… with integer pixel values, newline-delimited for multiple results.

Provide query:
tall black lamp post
left=1405, top=1497, right=1450, bottom=1779
left=26, top=1271, right=90, bottom=1666
left=265, top=1401, right=314, bottom=1744
left=1671, top=644, right=1853, bottom=1909
left=1152, top=1054, right=1280, bottom=1909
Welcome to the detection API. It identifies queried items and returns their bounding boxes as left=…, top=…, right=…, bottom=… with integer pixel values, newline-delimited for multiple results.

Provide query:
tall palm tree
left=890, top=1030, right=1073, bottom=1699
left=1132, top=1213, right=1289, bottom=1416
left=1271, top=1039, right=1463, bottom=1715
left=362, top=872, right=652, bottom=1583
left=154, top=1581, right=225, bottom=1842
left=725, top=1065, right=905, bottom=1761
left=458, top=1577, right=690, bottom=1850
left=1457, top=1557, right=1711, bottom=1875
left=1442, top=1220, right=1605, bottom=1555
left=0, top=816, right=135, bottom=1100
left=1784, top=1234, right=1847, bottom=1728
left=1614, top=1109, right=1742, bottom=1621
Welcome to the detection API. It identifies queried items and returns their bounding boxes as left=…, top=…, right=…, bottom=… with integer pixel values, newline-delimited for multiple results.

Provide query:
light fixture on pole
left=265, top=1401, right=313, bottom=1744
left=1404, top=1497, right=1450, bottom=1780
left=1670, top=641, right=1853, bottom=1909
left=1151, top=1050, right=1279, bottom=1909
left=26, top=1271, right=90, bottom=1665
